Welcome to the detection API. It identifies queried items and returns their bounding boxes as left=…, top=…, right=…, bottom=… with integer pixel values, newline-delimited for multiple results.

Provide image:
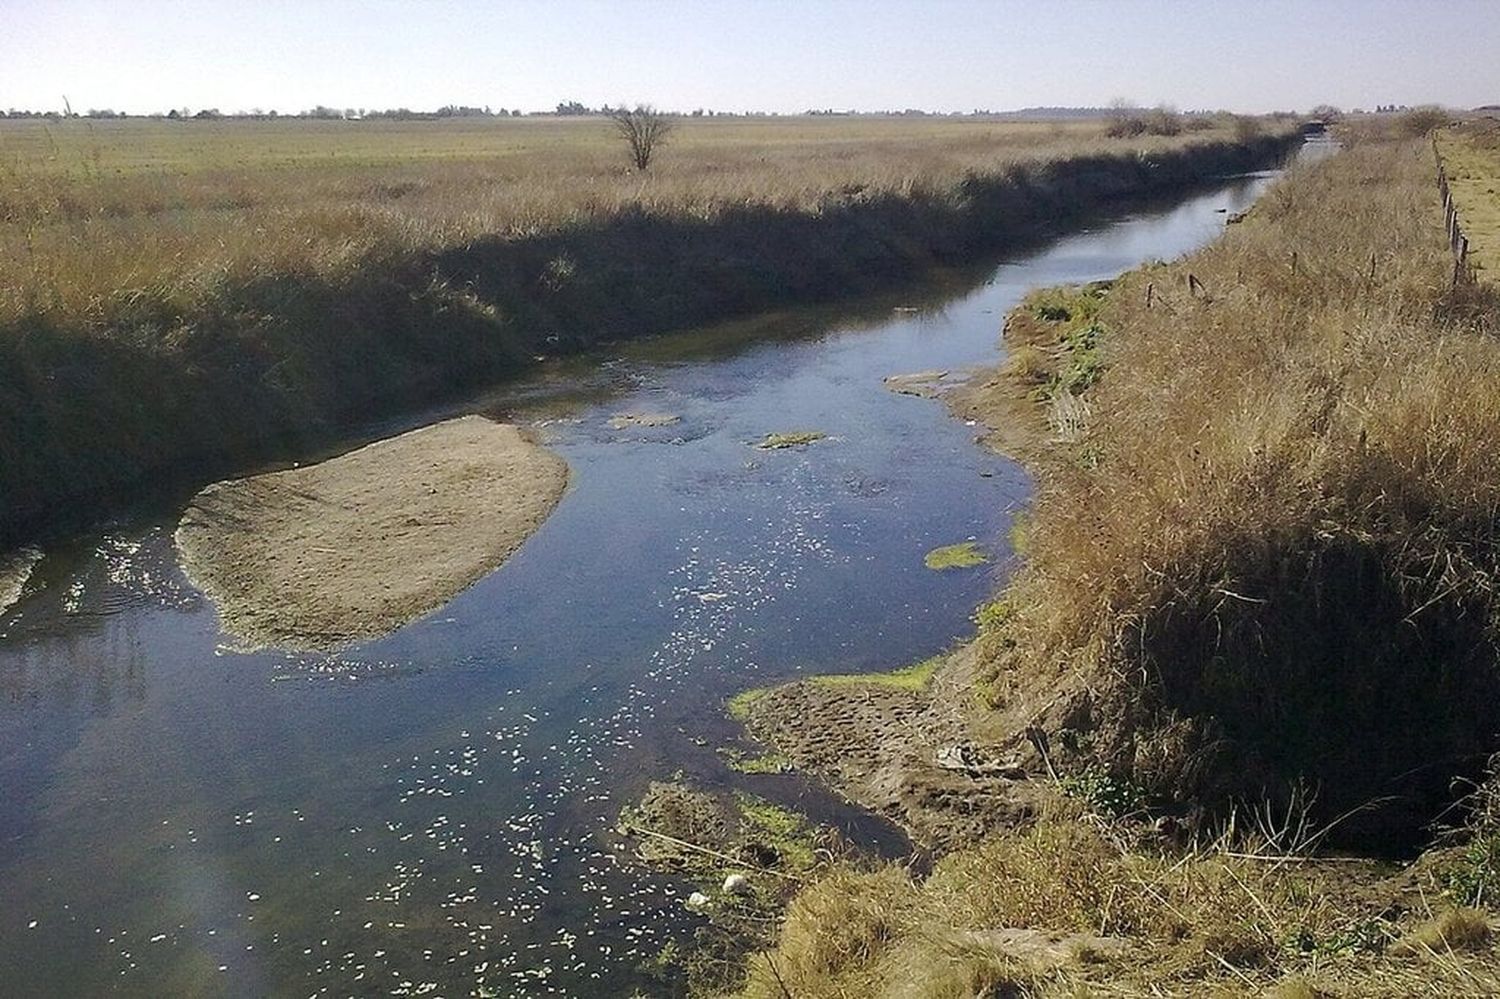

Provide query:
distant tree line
left=1, top=105, right=527, bottom=121
left=0, top=102, right=1457, bottom=122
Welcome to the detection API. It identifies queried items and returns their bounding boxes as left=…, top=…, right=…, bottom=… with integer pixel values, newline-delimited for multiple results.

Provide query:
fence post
left=1434, top=134, right=1472, bottom=286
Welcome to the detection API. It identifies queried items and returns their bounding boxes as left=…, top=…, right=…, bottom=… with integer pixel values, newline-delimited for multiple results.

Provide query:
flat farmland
left=0, top=114, right=1258, bottom=323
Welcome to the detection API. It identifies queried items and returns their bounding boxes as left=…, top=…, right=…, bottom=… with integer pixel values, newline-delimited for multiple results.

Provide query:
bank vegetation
left=736, top=119, right=1500, bottom=995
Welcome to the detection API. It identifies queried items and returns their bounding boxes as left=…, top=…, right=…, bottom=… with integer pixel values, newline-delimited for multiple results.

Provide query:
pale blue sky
left=3, top=0, right=1497, bottom=115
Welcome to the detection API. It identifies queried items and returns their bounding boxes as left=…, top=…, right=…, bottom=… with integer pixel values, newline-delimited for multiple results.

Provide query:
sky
left=3, top=0, right=1498, bottom=116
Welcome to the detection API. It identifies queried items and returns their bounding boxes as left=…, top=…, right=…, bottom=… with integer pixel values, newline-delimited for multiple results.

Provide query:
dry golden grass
left=972, top=126, right=1500, bottom=833
left=0, top=115, right=1266, bottom=325
left=1436, top=120, right=1500, bottom=280
left=0, top=113, right=1298, bottom=544
left=742, top=798, right=1500, bottom=998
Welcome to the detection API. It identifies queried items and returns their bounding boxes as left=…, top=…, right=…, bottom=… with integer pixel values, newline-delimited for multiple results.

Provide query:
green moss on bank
left=809, top=656, right=942, bottom=692
left=727, top=657, right=944, bottom=717
left=726, top=687, right=767, bottom=722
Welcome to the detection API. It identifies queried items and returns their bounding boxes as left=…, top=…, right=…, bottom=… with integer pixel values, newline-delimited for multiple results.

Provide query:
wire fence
left=1434, top=134, right=1474, bottom=286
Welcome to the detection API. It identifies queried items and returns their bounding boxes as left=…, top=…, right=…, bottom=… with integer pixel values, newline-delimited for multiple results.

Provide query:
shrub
left=1397, top=104, right=1450, bottom=137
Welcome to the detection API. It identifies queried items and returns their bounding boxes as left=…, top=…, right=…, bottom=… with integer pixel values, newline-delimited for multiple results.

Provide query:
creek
left=0, top=144, right=1324, bottom=997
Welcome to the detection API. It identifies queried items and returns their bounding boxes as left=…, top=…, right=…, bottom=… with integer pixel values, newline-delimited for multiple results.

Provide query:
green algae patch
left=924, top=541, right=988, bottom=570
left=718, top=746, right=792, bottom=774
left=735, top=794, right=819, bottom=873
left=726, top=686, right=770, bottom=721
left=808, top=655, right=942, bottom=693
left=756, top=431, right=826, bottom=450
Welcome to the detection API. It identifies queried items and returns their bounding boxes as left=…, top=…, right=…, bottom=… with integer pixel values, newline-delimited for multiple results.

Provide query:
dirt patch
left=945, top=369, right=1047, bottom=460
left=0, top=547, right=41, bottom=614
left=738, top=648, right=1048, bottom=853
left=175, top=415, right=567, bottom=651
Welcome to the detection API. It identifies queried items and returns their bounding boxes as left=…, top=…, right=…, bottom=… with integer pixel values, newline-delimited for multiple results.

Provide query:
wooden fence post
left=1434, top=135, right=1472, bottom=287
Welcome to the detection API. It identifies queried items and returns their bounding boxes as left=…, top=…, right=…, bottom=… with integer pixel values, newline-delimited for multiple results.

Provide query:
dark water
left=0, top=151, right=1314, bottom=997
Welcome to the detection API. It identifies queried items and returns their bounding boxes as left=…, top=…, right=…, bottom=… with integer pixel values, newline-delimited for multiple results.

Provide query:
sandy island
left=175, top=416, right=568, bottom=651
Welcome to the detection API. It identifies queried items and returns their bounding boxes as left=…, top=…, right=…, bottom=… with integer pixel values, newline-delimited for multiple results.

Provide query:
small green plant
left=1444, top=833, right=1500, bottom=907
left=718, top=746, right=792, bottom=774
left=1286, top=918, right=1391, bottom=956
left=1060, top=768, right=1145, bottom=817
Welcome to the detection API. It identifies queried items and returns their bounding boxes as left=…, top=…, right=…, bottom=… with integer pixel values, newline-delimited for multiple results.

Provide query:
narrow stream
left=0, top=145, right=1321, bottom=997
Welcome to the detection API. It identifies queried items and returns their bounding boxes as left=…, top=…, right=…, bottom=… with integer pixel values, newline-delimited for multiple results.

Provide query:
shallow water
left=0, top=147, right=1318, bottom=997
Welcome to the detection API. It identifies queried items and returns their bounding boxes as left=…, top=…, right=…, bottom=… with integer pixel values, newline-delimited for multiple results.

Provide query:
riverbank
left=0, top=126, right=1297, bottom=545
left=732, top=122, right=1500, bottom=994
left=174, top=416, right=567, bottom=650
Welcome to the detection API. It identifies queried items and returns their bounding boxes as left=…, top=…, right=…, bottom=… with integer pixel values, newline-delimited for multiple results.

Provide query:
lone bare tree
left=606, top=104, right=674, bottom=171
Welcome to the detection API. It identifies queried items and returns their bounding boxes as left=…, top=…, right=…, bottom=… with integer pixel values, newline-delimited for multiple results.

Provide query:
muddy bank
left=175, top=416, right=567, bottom=651
left=736, top=648, right=1048, bottom=852
left=0, top=133, right=1299, bottom=546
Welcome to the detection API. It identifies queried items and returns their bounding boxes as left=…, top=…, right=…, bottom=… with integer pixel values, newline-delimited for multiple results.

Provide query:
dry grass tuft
left=742, top=798, right=1500, bottom=997
left=1392, top=907, right=1492, bottom=957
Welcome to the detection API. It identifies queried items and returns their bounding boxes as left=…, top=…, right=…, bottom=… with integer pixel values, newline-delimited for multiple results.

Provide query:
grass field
left=1436, top=119, right=1500, bottom=279
left=0, top=115, right=1267, bottom=323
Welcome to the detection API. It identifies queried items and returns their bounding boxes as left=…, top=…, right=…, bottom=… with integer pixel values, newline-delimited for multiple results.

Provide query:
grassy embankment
left=735, top=122, right=1500, bottom=995
left=1436, top=119, right=1500, bottom=280
left=0, top=115, right=1295, bottom=543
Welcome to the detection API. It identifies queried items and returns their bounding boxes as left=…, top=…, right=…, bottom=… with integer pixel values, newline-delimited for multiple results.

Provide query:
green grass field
left=1437, top=120, right=1500, bottom=279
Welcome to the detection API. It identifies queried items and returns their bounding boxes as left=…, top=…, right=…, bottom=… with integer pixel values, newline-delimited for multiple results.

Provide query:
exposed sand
left=0, top=548, right=42, bottom=615
left=176, top=416, right=568, bottom=651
